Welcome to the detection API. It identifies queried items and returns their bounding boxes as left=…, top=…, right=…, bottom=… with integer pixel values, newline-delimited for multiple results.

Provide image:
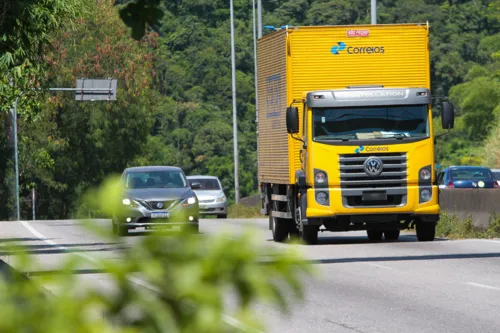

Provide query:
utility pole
left=371, top=0, right=377, bottom=24
left=230, top=0, right=240, bottom=203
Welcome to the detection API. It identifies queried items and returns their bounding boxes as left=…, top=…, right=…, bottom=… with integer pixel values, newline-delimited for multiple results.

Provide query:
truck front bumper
left=306, top=185, right=440, bottom=219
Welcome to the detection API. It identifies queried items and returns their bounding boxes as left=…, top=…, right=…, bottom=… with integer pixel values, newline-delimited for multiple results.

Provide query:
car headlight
left=216, top=193, right=227, bottom=203
left=122, top=198, right=140, bottom=208
left=182, top=196, right=197, bottom=207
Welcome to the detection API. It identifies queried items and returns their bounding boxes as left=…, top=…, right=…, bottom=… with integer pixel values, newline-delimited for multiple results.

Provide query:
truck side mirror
left=441, top=102, right=455, bottom=130
left=286, top=106, right=299, bottom=134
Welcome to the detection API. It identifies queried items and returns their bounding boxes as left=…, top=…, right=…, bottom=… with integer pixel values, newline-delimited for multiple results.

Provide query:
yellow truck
left=257, top=23, right=455, bottom=244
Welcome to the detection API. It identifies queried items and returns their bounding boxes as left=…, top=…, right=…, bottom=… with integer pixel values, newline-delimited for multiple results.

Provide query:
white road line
left=465, top=282, right=500, bottom=291
left=19, top=220, right=264, bottom=333
left=362, top=262, right=392, bottom=269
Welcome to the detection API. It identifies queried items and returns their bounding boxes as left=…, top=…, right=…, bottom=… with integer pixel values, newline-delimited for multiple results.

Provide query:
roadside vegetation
left=436, top=212, right=500, bottom=239
left=1, top=0, right=499, bottom=221
left=228, top=204, right=263, bottom=219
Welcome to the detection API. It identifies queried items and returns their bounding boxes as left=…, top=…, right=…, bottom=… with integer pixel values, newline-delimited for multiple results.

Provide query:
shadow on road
left=267, top=234, right=447, bottom=245
left=0, top=242, right=123, bottom=255
left=310, top=252, right=500, bottom=265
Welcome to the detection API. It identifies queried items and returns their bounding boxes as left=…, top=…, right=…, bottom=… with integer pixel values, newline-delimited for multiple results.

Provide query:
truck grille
left=339, top=153, right=407, bottom=189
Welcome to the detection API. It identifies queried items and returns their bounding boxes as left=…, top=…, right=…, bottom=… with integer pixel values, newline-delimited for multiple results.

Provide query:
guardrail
left=439, top=189, right=500, bottom=229
left=239, top=190, right=500, bottom=229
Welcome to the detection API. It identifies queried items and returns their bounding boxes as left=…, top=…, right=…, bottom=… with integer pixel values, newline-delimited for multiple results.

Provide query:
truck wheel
left=367, top=230, right=383, bottom=241
left=416, top=222, right=436, bottom=242
left=384, top=230, right=400, bottom=241
left=271, top=217, right=289, bottom=242
left=301, top=225, right=318, bottom=245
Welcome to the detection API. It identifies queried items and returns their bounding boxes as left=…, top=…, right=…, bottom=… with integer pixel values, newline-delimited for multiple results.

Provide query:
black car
left=437, top=166, right=499, bottom=189
left=112, top=166, right=201, bottom=236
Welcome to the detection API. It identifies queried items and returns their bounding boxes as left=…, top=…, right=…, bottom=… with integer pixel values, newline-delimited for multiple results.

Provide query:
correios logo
left=355, top=146, right=389, bottom=154
left=330, top=41, right=385, bottom=55
left=355, top=146, right=365, bottom=154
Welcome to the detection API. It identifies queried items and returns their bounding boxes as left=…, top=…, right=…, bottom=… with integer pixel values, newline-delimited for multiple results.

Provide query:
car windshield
left=188, top=178, right=221, bottom=190
left=312, top=105, right=429, bottom=141
left=450, top=168, right=493, bottom=181
left=125, top=170, right=187, bottom=189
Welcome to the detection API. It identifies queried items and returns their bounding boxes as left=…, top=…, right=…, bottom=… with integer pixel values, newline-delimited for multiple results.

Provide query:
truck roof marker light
left=264, top=25, right=276, bottom=31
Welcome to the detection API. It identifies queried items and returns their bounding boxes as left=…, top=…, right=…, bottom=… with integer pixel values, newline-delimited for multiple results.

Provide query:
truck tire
left=271, top=216, right=290, bottom=242
left=367, top=230, right=383, bottom=241
left=301, top=225, right=318, bottom=245
left=384, top=230, right=400, bottom=241
left=416, top=222, right=436, bottom=242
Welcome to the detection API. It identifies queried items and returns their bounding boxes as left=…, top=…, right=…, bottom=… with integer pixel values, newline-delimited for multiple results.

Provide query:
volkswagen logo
left=364, top=157, right=383, bottom=176
left=156, top=202, right=164, bottom=209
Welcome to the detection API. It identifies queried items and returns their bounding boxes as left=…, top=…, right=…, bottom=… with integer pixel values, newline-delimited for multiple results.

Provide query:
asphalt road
left=1, top=218, right=500, bottom=333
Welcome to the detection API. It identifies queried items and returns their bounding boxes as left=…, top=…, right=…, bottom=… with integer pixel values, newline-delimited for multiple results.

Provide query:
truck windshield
left=312, top=105, right=429, bottom=141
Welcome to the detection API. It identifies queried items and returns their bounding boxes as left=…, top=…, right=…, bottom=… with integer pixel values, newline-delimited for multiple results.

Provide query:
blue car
left=437, top=166, right=499, bottom=189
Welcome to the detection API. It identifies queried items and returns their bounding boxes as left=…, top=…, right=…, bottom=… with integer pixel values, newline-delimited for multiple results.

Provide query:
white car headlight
left=216, top=193, right=227, bottom=203
left=122, top=198, right=131, bottom=205
left=187, top=196, right=196, bottom=205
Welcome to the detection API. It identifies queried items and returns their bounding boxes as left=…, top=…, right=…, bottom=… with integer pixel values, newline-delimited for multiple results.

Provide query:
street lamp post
left=371, top=0, right=377, bottom=24
left=230, top=0, right=240, bottom=204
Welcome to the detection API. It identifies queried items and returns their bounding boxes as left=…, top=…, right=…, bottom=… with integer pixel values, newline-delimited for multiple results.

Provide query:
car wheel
left=384, top=230, right=400, bottom=241
left=183, top=223, right=199, bottom=234
left=117, top=225, right=128, bottom=237
left=367, top=230, right=383, bottom=241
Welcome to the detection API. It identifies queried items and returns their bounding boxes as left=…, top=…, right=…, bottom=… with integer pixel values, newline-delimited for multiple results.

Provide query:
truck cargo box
left=257, top=24, right=430, bottom=185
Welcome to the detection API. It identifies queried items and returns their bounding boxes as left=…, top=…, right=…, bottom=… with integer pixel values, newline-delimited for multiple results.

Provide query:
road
left=1, top=218, right=500, bottom=333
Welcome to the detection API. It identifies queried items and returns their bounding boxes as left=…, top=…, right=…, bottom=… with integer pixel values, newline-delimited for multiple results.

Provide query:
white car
left=187, top=175, right=228, bottom=218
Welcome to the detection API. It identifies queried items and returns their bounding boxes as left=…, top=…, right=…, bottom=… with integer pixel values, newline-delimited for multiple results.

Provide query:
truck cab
left=282, top=86, right=454, bottom=243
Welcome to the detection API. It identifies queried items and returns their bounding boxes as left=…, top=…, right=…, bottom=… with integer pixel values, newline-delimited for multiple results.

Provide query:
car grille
left=339, top=153, right=407, bottom=189
left=199, top=199, right=215, bottom=204
left=145, top=200, right=178, bottom=210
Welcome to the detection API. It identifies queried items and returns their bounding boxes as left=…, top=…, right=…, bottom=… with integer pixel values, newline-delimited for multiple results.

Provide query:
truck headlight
left=419, top=168, right=431, bottom=180
left=316, top=191, right=328, bottom=205
left=420, top=189, right=432, bottom=202
left=315, top=171, right=327, bottom=183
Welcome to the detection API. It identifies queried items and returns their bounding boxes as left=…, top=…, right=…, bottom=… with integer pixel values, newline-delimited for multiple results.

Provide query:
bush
left=437, top=212, right=500, bottom=239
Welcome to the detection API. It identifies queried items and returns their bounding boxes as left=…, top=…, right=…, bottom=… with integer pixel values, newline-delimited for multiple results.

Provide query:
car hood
left=125, top=187, right=193, bottom=201
left=193, top=190, right=223, bottom=200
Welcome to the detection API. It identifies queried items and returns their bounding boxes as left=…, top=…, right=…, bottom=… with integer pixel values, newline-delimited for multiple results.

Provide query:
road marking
left=19, top=220, right=264, bottom=333
left=362, top=263, right=392, bottom=269
left=465, top=282, right=500, bottom=291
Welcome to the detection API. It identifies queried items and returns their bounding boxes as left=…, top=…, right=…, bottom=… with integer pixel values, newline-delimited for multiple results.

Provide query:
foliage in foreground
left=436, top=212, right=500, bottom=239
left=0, top=176, right=312, bottom=332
